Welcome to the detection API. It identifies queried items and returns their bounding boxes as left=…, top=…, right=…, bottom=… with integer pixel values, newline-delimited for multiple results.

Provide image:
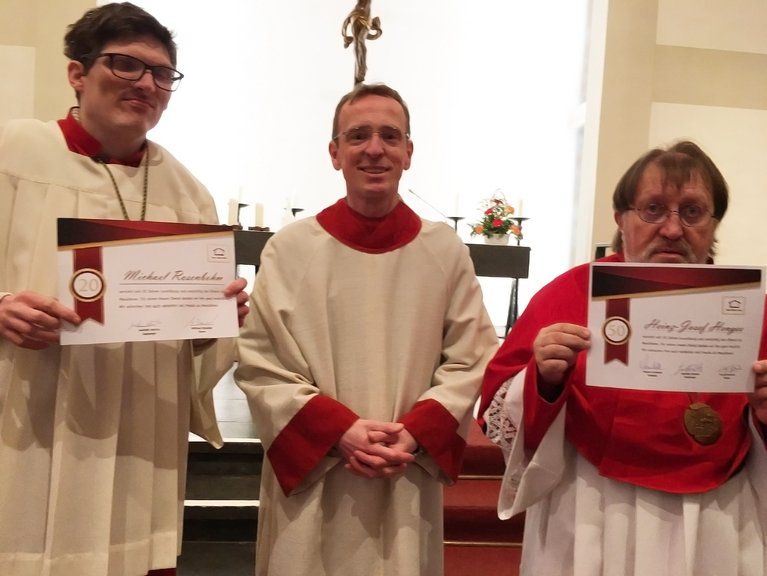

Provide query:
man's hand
left=0, top=291, right=81, bottom=350
left=750, top=360, right=767, bottom=424
left=224, top=277, right=249, bottom=327
left=533, top=323, right=591, bottom=393
left=338, top=419, right=416, bottom=479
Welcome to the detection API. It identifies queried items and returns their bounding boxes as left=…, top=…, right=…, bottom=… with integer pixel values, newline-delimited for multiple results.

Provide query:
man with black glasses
left=235, top=82, right=498, bottom=576
left=479, top=140, right=767, bottom=575
left=0, top=3, right=248, bottom=575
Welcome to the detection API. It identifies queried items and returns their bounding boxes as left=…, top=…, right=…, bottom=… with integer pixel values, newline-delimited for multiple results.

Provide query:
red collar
left=316, top=198, right=422, bottom=253
left=57, top=108, right=145, bottom=167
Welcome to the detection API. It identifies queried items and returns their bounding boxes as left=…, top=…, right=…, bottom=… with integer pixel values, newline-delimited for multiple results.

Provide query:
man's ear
left=67, top=60, right=86, bottom=92
left=403, top=140, right=414, bottom=171
left=329, top=140, right=341, bottom=171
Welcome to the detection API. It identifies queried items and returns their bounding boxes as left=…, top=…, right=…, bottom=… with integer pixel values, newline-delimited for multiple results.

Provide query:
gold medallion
left=683, top=402, right=723, bottom=445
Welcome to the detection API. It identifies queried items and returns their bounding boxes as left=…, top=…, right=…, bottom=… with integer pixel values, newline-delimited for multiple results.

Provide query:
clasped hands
left=0, top=278, right=250, bottom=350
left=337, top=419, right=418, bottom=479
left=535, top=322, right=767, bottom=425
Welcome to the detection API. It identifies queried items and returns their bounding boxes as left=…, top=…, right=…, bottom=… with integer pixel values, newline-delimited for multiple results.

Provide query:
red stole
left=316, top=198, right=421, bottom=253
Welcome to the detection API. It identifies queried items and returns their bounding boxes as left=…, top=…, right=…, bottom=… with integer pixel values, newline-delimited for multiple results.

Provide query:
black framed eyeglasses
left=97, top=52, right=184, bottom=92
left=334, top=125, right=409, bottom=146
left=629, top=202, right=715, bottom=227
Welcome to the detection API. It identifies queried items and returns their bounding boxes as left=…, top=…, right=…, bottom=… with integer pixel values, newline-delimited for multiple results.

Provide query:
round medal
left=683, top=402, right=723, bottom=445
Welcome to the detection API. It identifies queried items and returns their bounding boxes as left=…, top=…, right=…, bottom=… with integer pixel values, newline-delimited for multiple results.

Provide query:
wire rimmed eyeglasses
left=334, top=126, right=409, bottom=146
left=96, top=52, right=184, bottom=92
left=629, top=202, right=715, bottom=227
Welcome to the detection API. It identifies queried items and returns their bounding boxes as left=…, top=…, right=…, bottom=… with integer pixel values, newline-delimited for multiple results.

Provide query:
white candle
left=254, top=202, right=265, bottom=227
left=227, top=198, right=239, bottom=226
left=517, top=198, right=524, bottom=218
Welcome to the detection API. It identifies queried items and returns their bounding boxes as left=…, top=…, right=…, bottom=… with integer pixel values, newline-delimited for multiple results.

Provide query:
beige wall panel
left=0, top=0, right=35, bottom=44
left=649, top=102, right=767, bottom=267
left=0, top=0, right=94, bottom=121
left=654, top=46, right=767, bottom=110
left=34, top=0, right=95, bottom=120
left=0, top=45, right=35, bottom=121
left=657, top=0, right=767, bottom=54
left=590, top=1, right=658, bottom=253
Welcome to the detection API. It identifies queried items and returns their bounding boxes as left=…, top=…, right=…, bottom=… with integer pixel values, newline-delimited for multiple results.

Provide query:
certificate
left=586, top=262, right=765, bottom=392
left=57, top=218, right=238, bottom=345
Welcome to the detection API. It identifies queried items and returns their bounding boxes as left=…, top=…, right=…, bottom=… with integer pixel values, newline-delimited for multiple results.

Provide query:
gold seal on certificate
left=602, top=316, right=631, bottom=345
left=683, top=402, right=723, bottom=445
left=70, top=268, right=106, bottom=302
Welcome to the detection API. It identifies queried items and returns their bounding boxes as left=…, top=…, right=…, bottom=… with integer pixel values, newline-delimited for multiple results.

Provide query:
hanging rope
left=341, top=0, right=382, bottom=85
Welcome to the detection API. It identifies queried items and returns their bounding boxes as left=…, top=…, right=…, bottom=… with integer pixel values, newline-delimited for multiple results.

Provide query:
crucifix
left=341, top=0, right=382, bottom=85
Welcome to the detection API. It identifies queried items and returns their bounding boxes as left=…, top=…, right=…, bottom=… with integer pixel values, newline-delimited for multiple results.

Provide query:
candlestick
left=447, top=216, right=464, bottom=232
left=510, top=216, right=529, bottom=246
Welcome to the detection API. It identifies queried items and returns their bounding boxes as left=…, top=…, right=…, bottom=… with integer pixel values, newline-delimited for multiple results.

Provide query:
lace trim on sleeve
left=483, top=377, right=518, bottom=455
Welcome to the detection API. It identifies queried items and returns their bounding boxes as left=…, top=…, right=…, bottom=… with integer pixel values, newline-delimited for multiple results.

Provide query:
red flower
left=492, top=218, right=503, bottom=228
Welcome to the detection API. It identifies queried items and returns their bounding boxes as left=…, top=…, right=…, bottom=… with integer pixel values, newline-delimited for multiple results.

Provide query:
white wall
left=130, top=0, right=589, bottom=327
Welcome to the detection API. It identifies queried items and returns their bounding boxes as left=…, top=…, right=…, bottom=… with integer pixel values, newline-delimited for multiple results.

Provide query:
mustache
left=123, top=90, right=153, bottom=103
left=643, top=239, right=695, bottom=261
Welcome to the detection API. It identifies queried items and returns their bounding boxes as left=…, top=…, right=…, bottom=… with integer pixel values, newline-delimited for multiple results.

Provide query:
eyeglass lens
left=342, top=126, right=405, bottom=146
left=636, top=203, right=710, bottom=226
left=102, top=53, right=182, bottom=91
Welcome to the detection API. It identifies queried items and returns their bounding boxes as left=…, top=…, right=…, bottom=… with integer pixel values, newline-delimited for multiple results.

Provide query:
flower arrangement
left=469, top=191, right=522, bottom=241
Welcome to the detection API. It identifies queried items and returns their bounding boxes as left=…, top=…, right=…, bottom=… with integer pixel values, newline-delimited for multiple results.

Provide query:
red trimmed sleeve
left=267, top=395, right=359, bottom=495
left=399, top=399, right=465, bottom=482
left=522, top=360, right=571, bottom=450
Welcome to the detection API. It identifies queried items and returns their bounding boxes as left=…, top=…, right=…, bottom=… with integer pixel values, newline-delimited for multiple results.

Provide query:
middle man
left=235, top=82, right=498, bottom=576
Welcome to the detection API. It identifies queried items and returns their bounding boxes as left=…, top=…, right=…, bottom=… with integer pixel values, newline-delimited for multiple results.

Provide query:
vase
left=484, top=234, right=510, bottom=246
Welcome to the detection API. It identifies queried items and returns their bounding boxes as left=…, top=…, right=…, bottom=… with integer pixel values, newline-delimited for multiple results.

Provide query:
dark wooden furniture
left=467, top=243, right=530, bottom=335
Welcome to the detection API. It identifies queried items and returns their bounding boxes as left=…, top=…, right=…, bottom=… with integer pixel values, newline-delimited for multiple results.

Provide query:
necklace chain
left=96, top=149, right=149, bottom=221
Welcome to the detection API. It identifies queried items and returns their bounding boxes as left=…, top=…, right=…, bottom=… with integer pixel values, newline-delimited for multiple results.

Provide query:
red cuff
left=400, top=399, right=465, bottom=482
left=268, top=395, right=359, bottom=495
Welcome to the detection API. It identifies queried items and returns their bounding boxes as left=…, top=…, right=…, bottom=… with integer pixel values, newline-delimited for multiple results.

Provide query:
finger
left=345, top=457, right=379, bottom=478
left=540, top=333, right=591, bottom=354
left=44, top=299, right=81, bottom=326
left=356, top=445, right=415, bottom=466
left=365, top=421, right=405, bottom=435
left=541, top=322, right=591, bottom=339
left=753, top=360, right=767, bottom=376
left=367, top=430, right=400, bottom=444
left=224, top=278, right=248, bottom=297
left=237, top=305, right=250, bottom=327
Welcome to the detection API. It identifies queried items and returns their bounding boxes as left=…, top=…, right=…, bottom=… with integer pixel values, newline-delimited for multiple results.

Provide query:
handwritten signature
left=639, top=357, right=662, bottom=371
left=717, top=364, right=743, bottom=376
left=187, top=317, right=215, bottom=329
left=129, top=319, right=161, bottom=329
left=674, top=363, right=703, bottom=376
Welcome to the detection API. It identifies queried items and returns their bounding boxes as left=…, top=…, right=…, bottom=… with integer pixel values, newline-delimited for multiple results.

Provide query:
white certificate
left=586, top=262, right=765, bottom=392
left=57, top=218, right=238, bottom=345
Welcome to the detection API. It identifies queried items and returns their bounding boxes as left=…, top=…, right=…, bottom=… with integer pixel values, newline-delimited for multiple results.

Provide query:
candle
left=517, top=198, right=524, bottom=218
left=254, top=202, right=265, bottom=227
left=227, top=198, right=239, bottom=226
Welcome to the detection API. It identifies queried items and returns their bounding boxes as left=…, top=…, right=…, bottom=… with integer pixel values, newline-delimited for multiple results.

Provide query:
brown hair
left=611, top=140, right=728, bottom=253
left=331, top=83, right=411, bottom=140
left=64, top=2, right=177, bottom=70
